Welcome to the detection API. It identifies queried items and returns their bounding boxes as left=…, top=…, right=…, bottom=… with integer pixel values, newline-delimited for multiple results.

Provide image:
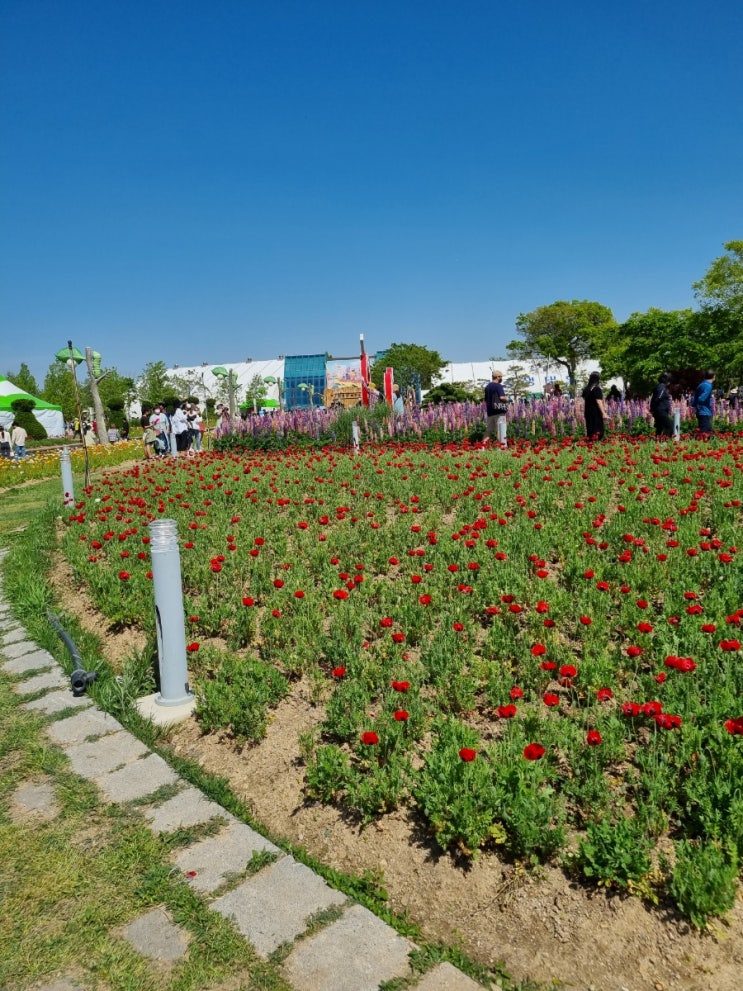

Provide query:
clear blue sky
left=2, top=0, right=741, bottom=385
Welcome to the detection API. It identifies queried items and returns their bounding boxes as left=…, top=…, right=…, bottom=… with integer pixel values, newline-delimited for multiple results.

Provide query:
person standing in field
left=11, top=421, right=28, bottom=458
left=581, top=371, right=606, bottom=441
left=0, top=424, right=11, bottom=458
left=484, top=370, right=509, bottom=448
left=649, top=372, right=673, bottom=438
left=690, top=370, right=715, bottom=437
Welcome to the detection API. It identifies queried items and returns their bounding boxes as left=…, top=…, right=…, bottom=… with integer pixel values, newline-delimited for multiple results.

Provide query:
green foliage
left=194, top=653, right=289, bottom=744
left=42, top=362, right=79, bottom=420
left=668, top=840, right=739, bottom=928
left=136, top=360, right=171, bottom=405
left=598, top=309, right=699, bottom=396
left=508, top=299, right=615, bottom=392
left=10, top=399, right=47, bottom=440
left=4, top=362, right=39, bottom=396
left=693, top=239, right=743, bottom=315
left=305, top=744, right=352, bottom=801
left=574, top=816, right=653, bottom=889
left=422, top=382, right=475, bottom=405
left=370, top=342, right=446, bottom=390
left=414, top=719, right=503, bottom=855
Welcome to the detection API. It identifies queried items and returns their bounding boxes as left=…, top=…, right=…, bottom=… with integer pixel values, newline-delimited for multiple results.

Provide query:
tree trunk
left=85, top=348, right=110, bottom=447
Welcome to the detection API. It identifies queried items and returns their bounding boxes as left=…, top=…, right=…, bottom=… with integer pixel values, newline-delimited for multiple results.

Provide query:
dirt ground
left=48, top=558, right=743, bottom=991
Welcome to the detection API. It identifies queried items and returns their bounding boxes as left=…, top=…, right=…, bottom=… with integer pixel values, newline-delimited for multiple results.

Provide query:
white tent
left=165, top=359, right=286, bottom=406
left=433, top=360, right=623, bottom=394
left=0, top=376, right=66, bottom=436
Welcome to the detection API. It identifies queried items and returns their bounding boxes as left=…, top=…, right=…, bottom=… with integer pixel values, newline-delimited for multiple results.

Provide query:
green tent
left=0, top=375, right=65, bottom=436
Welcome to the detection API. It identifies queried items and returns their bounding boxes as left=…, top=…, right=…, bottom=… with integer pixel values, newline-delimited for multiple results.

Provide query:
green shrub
left=194, top=653, right=288, bottom=744
left=574, top=816, right=653, bottom=889
left=305, top=744, right=352, bottom=802
left=10, top=399, right=47, bottom=440
left=669, top=840, right=739, bottom=928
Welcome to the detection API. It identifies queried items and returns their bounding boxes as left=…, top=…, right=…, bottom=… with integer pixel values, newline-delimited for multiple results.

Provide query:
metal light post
left=148, top=518, right=193, bottom=707
left=59, top=446, right=75, bottom=507
left=55, top=341, right=90, bottom=488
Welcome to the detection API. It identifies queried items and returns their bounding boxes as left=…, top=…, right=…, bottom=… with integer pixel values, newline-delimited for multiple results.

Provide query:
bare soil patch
left=48, top=568, right=743, bottom=991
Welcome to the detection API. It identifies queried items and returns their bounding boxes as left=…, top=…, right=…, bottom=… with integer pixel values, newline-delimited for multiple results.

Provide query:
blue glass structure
left=284, top=354, right=327, bottom=409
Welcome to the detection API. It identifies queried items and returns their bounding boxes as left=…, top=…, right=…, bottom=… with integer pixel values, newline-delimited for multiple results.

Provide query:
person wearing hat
left=484, top=370, right=509, bottom=448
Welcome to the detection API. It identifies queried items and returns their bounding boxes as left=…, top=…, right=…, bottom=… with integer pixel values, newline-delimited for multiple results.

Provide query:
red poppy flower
left=543, top=693, right=560, bottom=707
left=531, top=643, right=546, bottom=656
left=392, top=680, right=410, bottom=692
left=523, top=742, right=545, bottom=760
left=536, top=601, right=550, bottom=613
left=559, top=665, right=577, bottom=679
left=361, top=731, right=379, bottom=745
left=508, top=603, right=522, bottom=613
left=332, top=666, right=346, bottom=678
left=586, top=729, right=602, bottom=746
left=579, top=616, right=592, bottom=626
left=656, top=672, right=667, bottom=683
left=637, top=622, right=654, bottom=633
left=242, top=596, right=255, bottom=606
left=419, top=594, right=432, bottom=605
left=540, top=660, right=557, bottom=671
left=497, top=704, right=517, bottom=719
left=392, top=632, right=406, bottom=643
left=333, top=589, right=349, bottom=600
left=380, top=616, right=394, bottom=627
left=271, top=609, right=281, bottom=618
left=701, top=623, right=716, bottom=633
left=595, top=581, right=610, bottom=591
left=654, top=713, right=681, bottom=730
left=118, top=571, right=130, bottom=580
left=189, top=615, right=199, bottom=623
left=210, top=561, right=222, bottom=573
left=394, top=709, right=409, bottom=721
left=626, top=645, right=643, bottom=658
left=720, top=638, right=741, bottom=651
left=186, top=642, right=199, bottom=652
left=510, top=685, right=524, bottom=700
left=596, top=687, right=613, bottom=701
left=452, top=622, right=464, bottom=632
left=458, top=747, right=477, bottom=762
left=724, top=717, right=743, bottom=736
left=583, top=569, right=595, bottom=579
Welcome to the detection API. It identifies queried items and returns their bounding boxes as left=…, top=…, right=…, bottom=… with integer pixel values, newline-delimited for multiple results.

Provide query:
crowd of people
left=483, top=369, right=724, bottom=447
left=140, top=401, right=205, bottom=459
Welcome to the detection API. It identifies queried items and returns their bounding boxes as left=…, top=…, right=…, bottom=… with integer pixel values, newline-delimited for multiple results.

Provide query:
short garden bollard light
left=673, top=409, right=681, bottom=441
left=60, top=446, right=75, bottom=506
left=149, top=518, right=194, bottom=707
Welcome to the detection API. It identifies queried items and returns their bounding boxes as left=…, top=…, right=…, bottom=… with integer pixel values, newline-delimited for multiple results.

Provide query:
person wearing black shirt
left=649, top=373, right=673, bottom=438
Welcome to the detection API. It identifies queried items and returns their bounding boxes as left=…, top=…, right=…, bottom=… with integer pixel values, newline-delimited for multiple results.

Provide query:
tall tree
left=370, top=342, right=446, bottom=391
left=4, top=362, right=40, bottom=396
left=693, top=240, right=743, bottom=315
left=692, top=241, right=743, bottom=385
left=97, top=368, right=136, bottom=412
left=507, top=300, right=615, bottom=394
left=137, top=361, right=171, bottom=406
left=42, top=363, right=79, bottom=420
left=597, top=309, right=699, bottom=396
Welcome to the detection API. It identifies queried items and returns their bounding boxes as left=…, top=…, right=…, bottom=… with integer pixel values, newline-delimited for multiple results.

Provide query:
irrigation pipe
left=46, top=608, right=97, bottom=696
